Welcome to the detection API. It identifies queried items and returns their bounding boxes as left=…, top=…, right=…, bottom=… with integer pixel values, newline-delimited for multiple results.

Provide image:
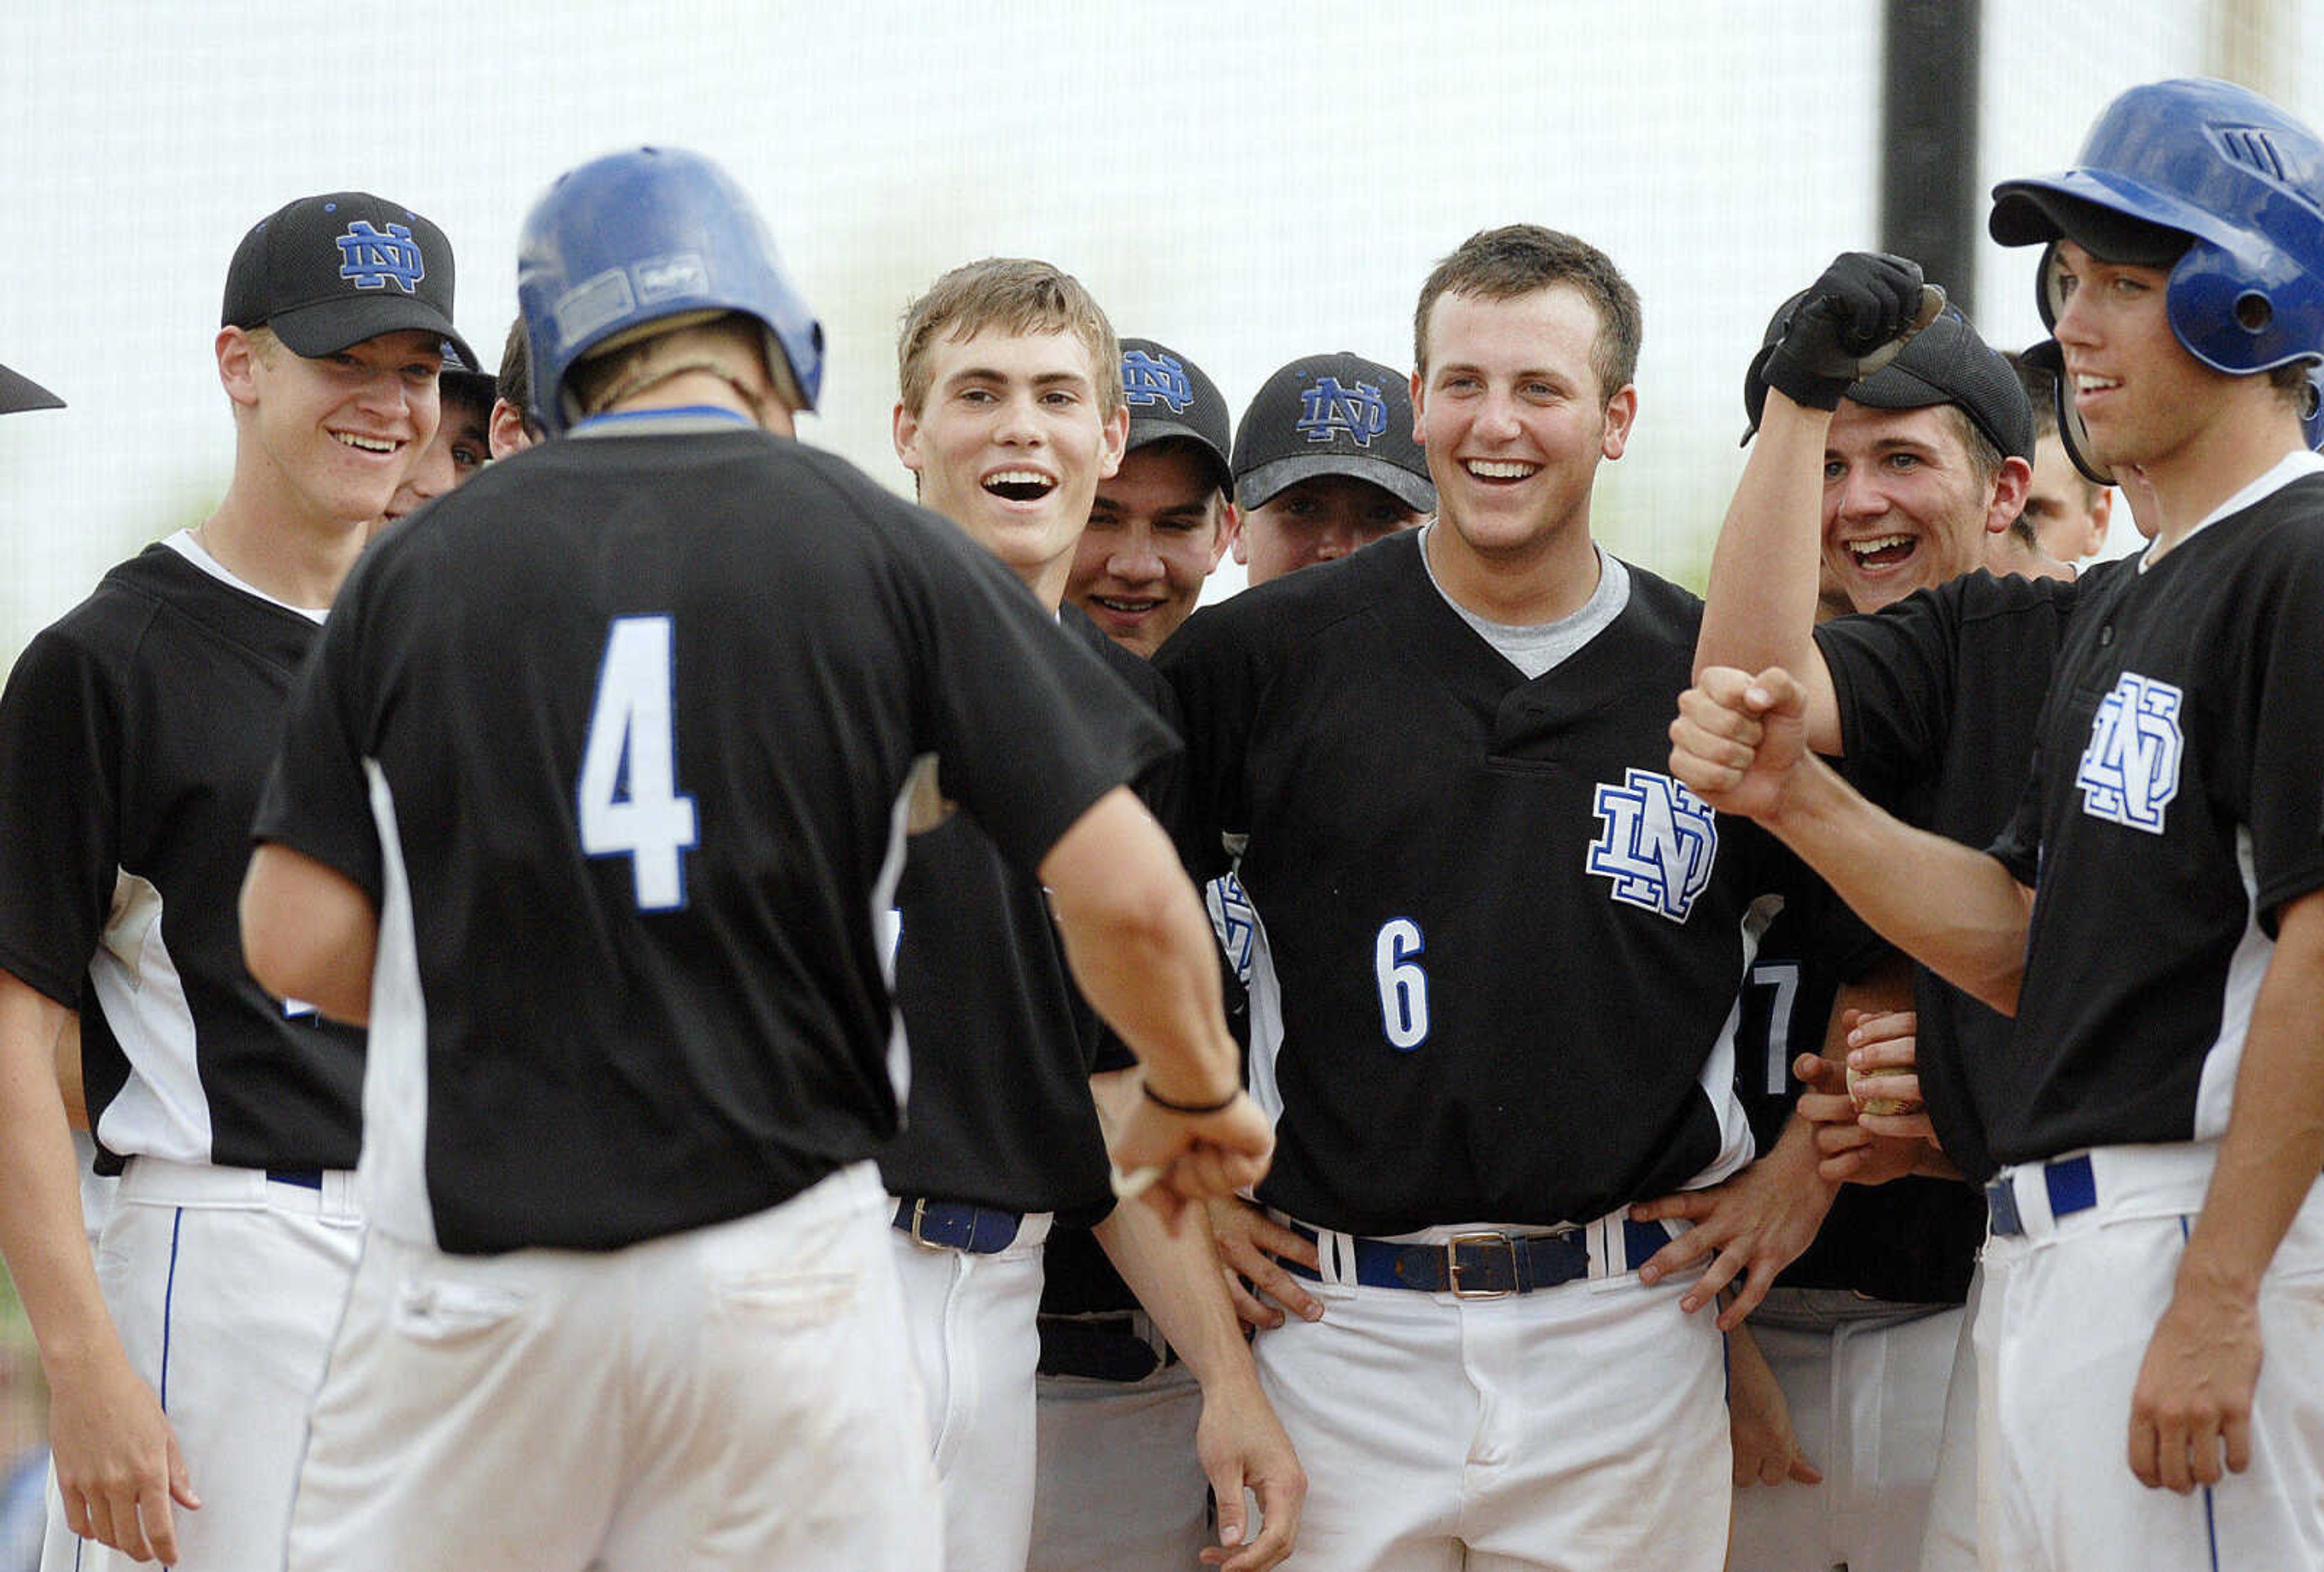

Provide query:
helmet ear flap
left=2021, top=337, right=2115, bottom=488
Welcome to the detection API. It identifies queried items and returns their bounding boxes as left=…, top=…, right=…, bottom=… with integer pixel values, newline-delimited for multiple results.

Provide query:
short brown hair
left=496, top=315, right=531, bottom=420
left=1413, top=225, right=1642, bottom=401
left=566, top=313, right=774, bottom=422
left=896, top=258, right=1120, bottom=421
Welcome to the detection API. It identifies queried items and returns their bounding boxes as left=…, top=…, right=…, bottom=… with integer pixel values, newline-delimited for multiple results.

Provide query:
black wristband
left=1141, top=1079, right=1240, bottom=1115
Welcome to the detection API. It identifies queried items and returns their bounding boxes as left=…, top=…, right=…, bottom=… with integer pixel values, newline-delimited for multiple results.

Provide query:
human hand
left=2127, top=1277, right=2261, bottom=1493
left=1206, top=1195, right=1322, bottom=1330
left=1757, top=252, right=1943, bottom=412
left=48, top=1346, right=200, bottom=1564
left=1727, top=1322, right=1823, bottom=1488
left=1668, top=667, right=1812, bottom=824
left=1196, top=1371, right=1307, bottom=1570
left=1111, top=1088, right=1275, bottom=1230
left=1630, top=1114, right=1838, bottom=1328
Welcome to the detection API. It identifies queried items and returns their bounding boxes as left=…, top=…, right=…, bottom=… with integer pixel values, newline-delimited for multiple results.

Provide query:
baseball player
left=378, top=343, right=493, bottom=528
left=0, top=191, right=468, bottom=1570
left=487, top=315, right=541, bottom=459
left=887, top=261, right=1301, bottom=1572
left=2009, top=349, right=2116, bottom=563
left=1160, top=225, right=1797, bottom=1571
left=1227, top=352, right=1433, bottom=586
left=1672, top=77, right=2324, bottom=1570
left=1652, top=272, right=2046, bottom=1572
left=240, top=147, right=1270, bottom=1572
left=1062, top=337, right=1235, bottom=657
left=1035, top=334, right=1256, bottom=1572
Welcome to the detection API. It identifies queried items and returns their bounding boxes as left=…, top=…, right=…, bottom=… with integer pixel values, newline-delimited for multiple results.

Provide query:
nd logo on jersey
left=1204, top=872, right=1259, bottom=987
left=2074, top=671, right=2184, bottom=834
left=1587, top=768, right=1718, bottom=922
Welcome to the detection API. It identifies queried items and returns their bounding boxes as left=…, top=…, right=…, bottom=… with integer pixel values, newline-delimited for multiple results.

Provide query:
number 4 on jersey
left=577, top=616, right=698, bottom=912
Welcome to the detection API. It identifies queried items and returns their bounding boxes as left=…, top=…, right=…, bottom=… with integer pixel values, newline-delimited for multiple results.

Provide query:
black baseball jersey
left=0, top=542, right=363, bottom=1172
left=1158, top=530, right=1790, bottom=1237
left=1732, top=851, right=1984, bottom=1305
left=878, top=605, right=1169, bottom=1223
left=1990, top=466, right=2324, bottom=1163
left=254, top=415, right=1172, bottom=1255
left=1814, top=568, right=2090, bottom=1184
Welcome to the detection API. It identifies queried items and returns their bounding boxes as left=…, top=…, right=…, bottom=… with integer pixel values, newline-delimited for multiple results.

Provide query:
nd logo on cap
left=221, top=191, right=474, bottom=367
left=1296, top=374, right=1389, bottom=448
left=336, top=220, right=426, bottom=295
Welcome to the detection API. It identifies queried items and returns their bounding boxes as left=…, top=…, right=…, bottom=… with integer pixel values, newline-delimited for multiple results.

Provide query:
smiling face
left=235, top=326, right=443, bottom=529
left=1412, top=284, right=1633, bottom=565
left=1069, top=441, right=1230, bottom=656
left=2045, top=238, right=2236, bottom=477
left=382, top=383, right=492, bottom=525
left=1819, top=401, right=2003, bottom=612
left=894, top=326, right=1127, bottom=600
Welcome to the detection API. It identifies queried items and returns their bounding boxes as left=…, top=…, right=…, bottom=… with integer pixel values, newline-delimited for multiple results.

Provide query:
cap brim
left=1989, top=180, right=2191, bottom=267
left=1126, top=416, right=1233, bottom=493
left=0, top=363, right=63, bottom=413
left=1238, top=453, right=1436, bottom=514
left=441, top=366, right=498, bottom=401
left=268, top=297, right=479, bottom=373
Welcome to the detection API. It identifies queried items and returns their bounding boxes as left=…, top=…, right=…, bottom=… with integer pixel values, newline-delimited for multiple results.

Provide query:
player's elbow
left=238, top=845, right=378, bottom=1024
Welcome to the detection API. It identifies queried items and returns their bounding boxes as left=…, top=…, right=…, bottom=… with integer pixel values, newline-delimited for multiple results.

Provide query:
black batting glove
left=1761, top=252, right=1931, bottom=411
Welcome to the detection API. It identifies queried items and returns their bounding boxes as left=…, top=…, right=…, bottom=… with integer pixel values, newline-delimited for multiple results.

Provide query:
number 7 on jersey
left=577, top=616, right=698, bottom=912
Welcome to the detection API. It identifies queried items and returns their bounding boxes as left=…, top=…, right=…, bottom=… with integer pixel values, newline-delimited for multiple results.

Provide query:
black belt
left=1283, top=1219, right=1671, bottom=1298
left=267, top=1169, right=323, bottom=1189
left=891, top=1197, right=1023, bottom=1254
left=1037, top=1312, right=1178, bottom=1383
left=1984, top=1153, right=2097, bottom=1238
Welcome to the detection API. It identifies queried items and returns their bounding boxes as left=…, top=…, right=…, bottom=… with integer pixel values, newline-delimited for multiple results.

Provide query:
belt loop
left=1315, top=1225, right=1356, bottom=1287
left=321, top=1168, right=361, bottom=1223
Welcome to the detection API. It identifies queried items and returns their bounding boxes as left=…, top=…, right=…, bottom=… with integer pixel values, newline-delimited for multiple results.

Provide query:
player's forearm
left=1043, top=788, right=1241, bottom=1105
left=1091, top=1172, right=1255, bottom=1389
left=1697, top=395, right=1843, bottom=753
left=1767, top=755, right=2030, bottom=1015
left=0, top=973, right=128, bottom=1375
left=239, top=843, right=378, bottom=1025
left=2175, top=890, right=2324, bottom=1301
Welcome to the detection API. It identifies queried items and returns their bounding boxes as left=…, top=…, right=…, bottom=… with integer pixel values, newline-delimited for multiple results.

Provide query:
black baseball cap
left=1743, top=299, right=2034, bottom=462
left=0, top=361, right=62, bottom=414
left=1232, top=352, right=1435, bottom=513
left=1118, top=338, right=1232, bottom=494
left=222, top=192, right=474, bottom=369
left=439, top=338, right=496, bottom=405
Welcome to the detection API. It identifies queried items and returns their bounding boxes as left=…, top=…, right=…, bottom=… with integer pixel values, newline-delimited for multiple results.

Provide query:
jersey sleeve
left=1151, top=604, right=1262, bottom=883
left=0, top=622, right=127, bottom=1006
left=1985, top=748, right=2045, bottom=887
left=1811, top=580, right=1963, bottom=791
left=897, top=525, right=1178, bottom=877
left=250, top=557, right=387, bottom=903
left=2243, top=533, right=2324, bottom=932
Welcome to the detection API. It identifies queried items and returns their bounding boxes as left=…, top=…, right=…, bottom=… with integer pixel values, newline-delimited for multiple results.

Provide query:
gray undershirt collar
left=1417, top=524, right=1630, bottom=679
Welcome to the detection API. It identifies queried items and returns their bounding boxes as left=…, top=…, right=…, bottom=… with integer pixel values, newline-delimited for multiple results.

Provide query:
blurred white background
left=1, top=0, right=2313, bottom=653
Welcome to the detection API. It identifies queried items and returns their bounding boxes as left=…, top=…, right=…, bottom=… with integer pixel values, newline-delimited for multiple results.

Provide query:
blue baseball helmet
left=1991, top=78, right=2324, bottom=379
left=517, top=146, right=824, bottom=436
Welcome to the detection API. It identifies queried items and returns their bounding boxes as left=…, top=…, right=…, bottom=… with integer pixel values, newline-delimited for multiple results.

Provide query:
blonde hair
left=896, top=258, right=1120, bottom=419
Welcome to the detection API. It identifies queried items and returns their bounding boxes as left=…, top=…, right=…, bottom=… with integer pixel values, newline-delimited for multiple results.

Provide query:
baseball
left=1847, top=1064, right=1922, bottom=1119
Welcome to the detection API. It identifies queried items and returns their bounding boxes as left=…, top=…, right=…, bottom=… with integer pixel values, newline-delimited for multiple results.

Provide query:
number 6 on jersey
left=578, top=616, right=698, bottom=911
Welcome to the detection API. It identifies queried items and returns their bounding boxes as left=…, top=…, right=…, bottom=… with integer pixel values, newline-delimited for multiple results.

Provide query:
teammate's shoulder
left=1603, top=553, right=1705, bottom=645
left=34, top=543, right=219, bottom=654
left=1938, top=566, right=2082, bottom=622
left=1062, top=603, right=1172, bottom=700
left=1168, top=528, right=1415, bottom=658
